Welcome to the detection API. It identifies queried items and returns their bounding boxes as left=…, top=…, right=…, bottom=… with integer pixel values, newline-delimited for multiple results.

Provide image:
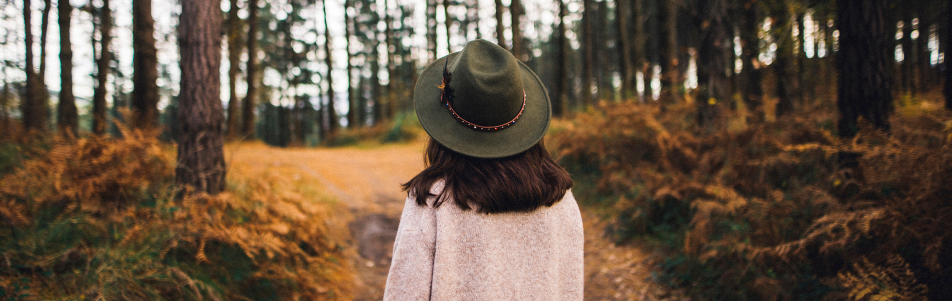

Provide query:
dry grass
left=550, top=97, right=952, bottom=300
left=0, top=124, right=354, bottom=300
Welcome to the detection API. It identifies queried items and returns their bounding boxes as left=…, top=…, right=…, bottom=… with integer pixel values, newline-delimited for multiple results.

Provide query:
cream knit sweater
left=383, top=182, right=584, bottom=300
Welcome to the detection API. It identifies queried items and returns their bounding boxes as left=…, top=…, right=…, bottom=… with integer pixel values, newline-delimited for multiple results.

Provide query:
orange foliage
left=551, top=100, right=952, bottom=299
left=0, top=123, right=353, bottom=300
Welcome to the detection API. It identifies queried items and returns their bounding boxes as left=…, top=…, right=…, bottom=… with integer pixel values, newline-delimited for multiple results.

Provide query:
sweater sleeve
left=383, top=195, right=437, bottom=300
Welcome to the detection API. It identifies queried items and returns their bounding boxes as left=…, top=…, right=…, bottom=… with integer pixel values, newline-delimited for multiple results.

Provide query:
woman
left=383, top=39, right=584, bottom=300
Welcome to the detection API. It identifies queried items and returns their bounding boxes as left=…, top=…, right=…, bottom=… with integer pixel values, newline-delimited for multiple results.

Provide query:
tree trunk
left=552, top=0, right=567, bottom=117
left=345, top=0, right=357, bottom=129
left=242, top=0, right=258, bottom=139
left=443, top=0, right=453, bottom=53
left=836, top=0, right=891, bottom=138
left=773, top=1, right=801, bottom=118
left=697, top=0, right=728, bottom=130
left=92, top=0, right=112, bottom=135
left=177, top=0, right=226, bottom=194
left=660, top=0, right=680, bottom=108
left=322, top=0, right=339, bottom=135
left=945, top=0, right=952, bottom=111
left=615, top=0, right=632, bottom=99
left=494, top=0, right=507, bottom=50
left=596, top=0, right=611, bottom=100
left=371, top=17, right=383, bottom=125
left=57, top=0, right=77, bottom=134
left=631, top=0, right=646, bottom=102
left=384, top=0, right=396, bottom=120
left=225, top=0, right=242, bottom=137
left=21, top=0, right=44, bottom=132
left=426, top=0, right=437, bottom=61
left=510, top=0, right=523, bottom=60
left=741, top=0, right=764, bottom=122
left=39, top=0, right=51, bottom=81
left=132, top=0, right=159, bottom=129
left=581, top=0, right=594, bottom=107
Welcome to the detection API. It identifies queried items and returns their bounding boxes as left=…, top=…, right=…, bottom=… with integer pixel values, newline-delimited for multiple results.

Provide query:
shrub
left=0, top=124, right=353, bottom=300
left=551, top=101, right=952, bottom=300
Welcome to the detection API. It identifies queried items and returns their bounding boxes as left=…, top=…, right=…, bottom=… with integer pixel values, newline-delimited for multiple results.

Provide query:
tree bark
left=631, top=0, right=646, bottom=102
left=344, top=0, right=357, bottom=129
left=57, top=0, right=77, bottom=134
left=836, top=0, right=891, bottom=138
left=741, top=0, right=764, bottom=122
left=92, top=0, right=112, bottom=135
left=660, top=0, right=680, bottom=108
left=552, top=0, right=567, bottom=117
left=697, top=0, right=728, bottom=130
left=39, top=0, right=52, bottom=81
left=945, top=0, right=952, bottom=111
left=177, top=0, right=226, bottom=194
left=371, top=7, right=383, bottom=125
left=384, top=0, right=396, bottom=120
left=322, top=0, right=339, bottom=135
left=132, top=0, right=159, bottom=129
left=225, top=0, right=242, bottom=137
left=615, top=0, right=632, bottom=99
left=443, top=0, right=453, bottom=53
left=509, top=0, right=523, bottom=60
left=581, top=0, right=594, bottom=107
left=426, top=0, right=437, bottom=61
left=242, top=0, right=258, bottom=138
left=494, top=0, right=507, bottom=50
left=21, top=0, right=46, bottom=132
left=773, top=1, right=801, bottom=118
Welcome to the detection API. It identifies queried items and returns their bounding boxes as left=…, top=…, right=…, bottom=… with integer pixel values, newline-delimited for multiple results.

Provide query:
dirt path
left=230, top=141, right=682, bottom=300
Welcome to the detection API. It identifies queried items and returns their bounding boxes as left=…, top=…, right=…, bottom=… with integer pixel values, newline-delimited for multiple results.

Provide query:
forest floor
left=227, top=140, right=686, bottom=300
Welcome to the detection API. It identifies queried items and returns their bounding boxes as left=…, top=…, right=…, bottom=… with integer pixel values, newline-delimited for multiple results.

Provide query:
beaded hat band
left=438, top=60, right=526, bottom=132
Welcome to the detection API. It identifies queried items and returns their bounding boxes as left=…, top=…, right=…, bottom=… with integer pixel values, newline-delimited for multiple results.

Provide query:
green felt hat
left=414, top=39, right=551, bottom=158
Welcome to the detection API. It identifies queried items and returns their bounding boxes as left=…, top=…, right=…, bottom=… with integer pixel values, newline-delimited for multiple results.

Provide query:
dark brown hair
left=402, top=138, right=573, bottom=214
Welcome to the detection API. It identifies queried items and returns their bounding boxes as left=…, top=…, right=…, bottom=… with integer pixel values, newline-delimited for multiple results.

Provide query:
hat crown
left=446, top=40, right=525, bottom=127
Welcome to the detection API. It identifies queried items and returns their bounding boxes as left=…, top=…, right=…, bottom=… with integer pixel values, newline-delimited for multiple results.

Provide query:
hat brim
left=414, top=52, right=551, bottom=159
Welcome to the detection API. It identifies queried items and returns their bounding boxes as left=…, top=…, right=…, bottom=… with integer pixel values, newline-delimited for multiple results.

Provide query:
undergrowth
left=551, top=99, right=952, bottom=300
left=0, top=124, right=353, bottom=300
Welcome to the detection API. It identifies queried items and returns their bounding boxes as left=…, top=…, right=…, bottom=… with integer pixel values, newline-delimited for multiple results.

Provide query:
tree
left=615, top=0, right=632, bottom=99
left=631, top=0, right=646, bottom=102
left=344, top=0, right=357, bottom=129
left=660, top=0, right=680, bottom=107
left=551, top=0, right=567, bottom=117
left=510, top=0, right=524, bottom=60
left=580, top=0, right=593, bottom=107
left=322, top=0, right=339, bottom=135
left=426, top=0, right=437, bottom=61
left=836, top=0, right=891, bottom=138
left=945, top=0, right=952, bottom=111
left=741, top=0, right=764, bottom=122
left=92, top=0, right=112, bottom=135
left=21, top=0, right=46, bottom=131
left=772, top=0, right=801, bottom=117
left=443, top=0, right=453, bottom=53
left=224, top=0, right=242, bottom=137
left=57, top=0, right=77, bottom=134
left=494, top=0, right=507, bottom=50
left=177, top=0, right=226, bottom=194
left=696, top=0, right=729, bottom=130
left=132, top=0, right=159, bottom=129
left=242, top=0, right=259, bottom=139
left=39, top=0, right=52, bottom=106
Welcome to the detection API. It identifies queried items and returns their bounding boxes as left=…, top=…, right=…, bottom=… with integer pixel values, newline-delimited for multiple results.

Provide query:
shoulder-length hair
left=402, top=138, right=573, bottom=214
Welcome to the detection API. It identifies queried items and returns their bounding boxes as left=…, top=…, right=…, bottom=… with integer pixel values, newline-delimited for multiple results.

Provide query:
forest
left=1, top=0, right=951, bottom=299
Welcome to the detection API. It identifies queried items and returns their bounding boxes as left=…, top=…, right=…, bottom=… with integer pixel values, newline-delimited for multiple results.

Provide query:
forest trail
left=228, top=141, right=682, bottom=300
